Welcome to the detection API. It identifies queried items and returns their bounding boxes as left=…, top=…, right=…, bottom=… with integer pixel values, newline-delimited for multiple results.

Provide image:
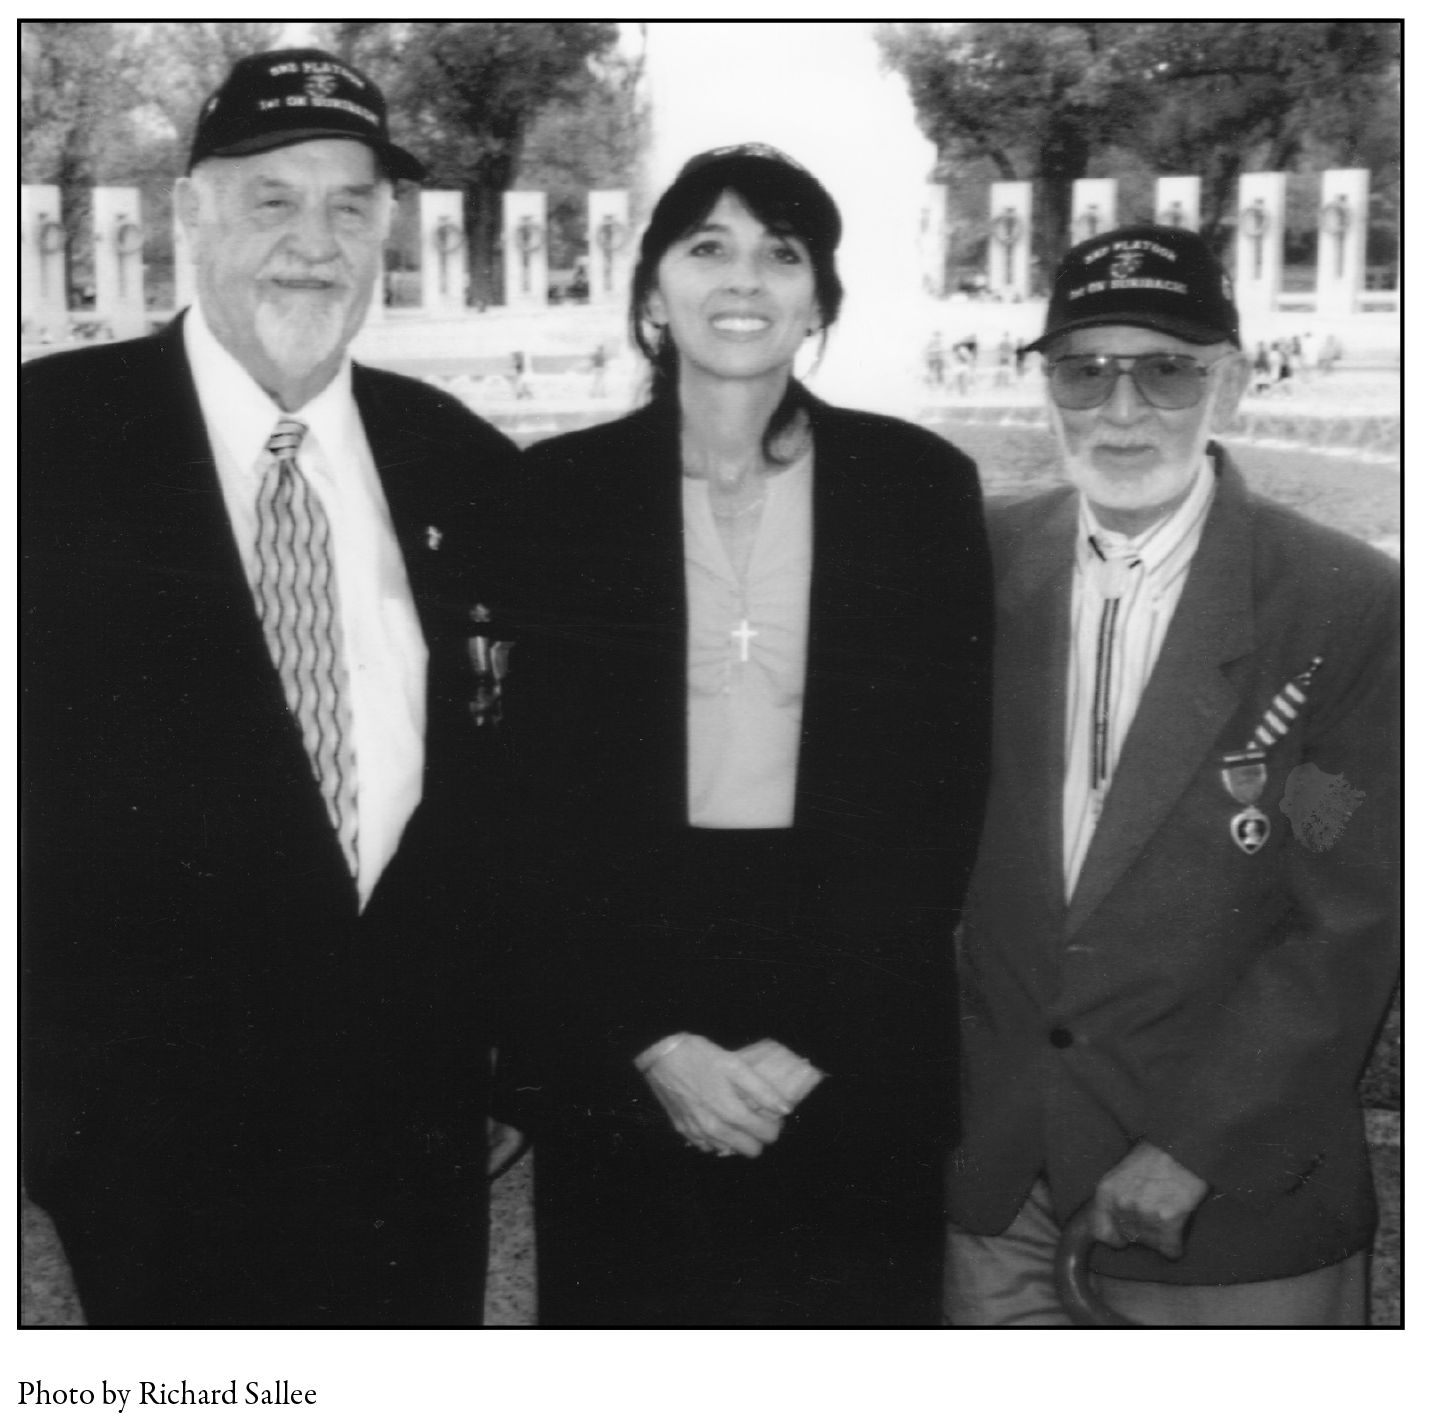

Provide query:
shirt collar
left=1076, top=453, right=1216, bottom=583
left=184, top=299, right=356, bottom=471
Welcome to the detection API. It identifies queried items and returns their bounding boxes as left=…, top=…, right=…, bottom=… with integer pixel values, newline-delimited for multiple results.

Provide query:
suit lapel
left=634, top=407, right=693, bottom=821
left=583, top=402, right=690, bottom=823
left=1065, top=465, right=1257, bottom=932
left=147, top=319, right=289, bottom=676
left=796, top=410, right=838, bottom=817
left=994, top=494, right=1077, bottom=922
left=354, top=365, right=443, bottom=633
left=797, top=402, right=878, bottom=825
left=137, top=321, right=341, bottom=864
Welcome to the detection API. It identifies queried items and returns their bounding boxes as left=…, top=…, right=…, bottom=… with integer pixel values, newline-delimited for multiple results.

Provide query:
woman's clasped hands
left=637, top=1033, right=825, bottom=1158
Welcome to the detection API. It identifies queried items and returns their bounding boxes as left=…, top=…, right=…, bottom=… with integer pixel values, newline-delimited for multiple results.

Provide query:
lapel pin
left=425, top=526, right=443, bottom=551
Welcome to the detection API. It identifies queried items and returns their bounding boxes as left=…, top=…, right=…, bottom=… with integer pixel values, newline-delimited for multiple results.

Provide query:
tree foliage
left=880, top=20, right=1400, bottom=282
left=516, top=35, right=649, bottom=271
left=22, top=20, right=629, bottom=309
left=137, top=21, right=286, bottom=146
left=322, top=21, right=622, bottom=304
left=22, top=23, right=143, bottom=190
left=22, top=21, right=285, bottom=305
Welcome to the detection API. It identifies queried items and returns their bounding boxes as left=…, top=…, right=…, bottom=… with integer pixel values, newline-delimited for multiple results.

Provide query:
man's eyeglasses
left=1045, top=352, right=1231, bottom=410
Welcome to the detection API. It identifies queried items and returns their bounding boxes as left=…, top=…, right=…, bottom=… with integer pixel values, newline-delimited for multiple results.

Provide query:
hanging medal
left=1220, top=747, right=1270, bottom=854
left=1220, top=656, right=1324, bottom=856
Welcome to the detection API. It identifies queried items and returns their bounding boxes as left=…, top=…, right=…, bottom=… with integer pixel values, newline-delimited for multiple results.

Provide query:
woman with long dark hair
left=510, top=145, right=992, bottom=1325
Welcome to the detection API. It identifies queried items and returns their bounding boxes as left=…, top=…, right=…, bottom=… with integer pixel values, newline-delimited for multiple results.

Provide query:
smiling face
left=1046, top=325, right=1247, bottom=534
left=645, top=190, right=820, bottom=392
left=178, top=139, right=391, bottom=408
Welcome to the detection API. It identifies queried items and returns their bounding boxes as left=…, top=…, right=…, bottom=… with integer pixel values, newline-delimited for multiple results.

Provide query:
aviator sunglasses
left=1045, top=351, right=1232, bottom=410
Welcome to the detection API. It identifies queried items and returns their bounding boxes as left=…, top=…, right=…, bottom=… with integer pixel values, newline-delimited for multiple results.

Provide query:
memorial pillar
left=920, top=184, right=948, bottom=297
left=502, top=191, right=548, bottom=307
left=92, top=187, right=146, bottom=339
left=1315, top=168, right=1369, bottom=318
left=421, top=190, right=468, bottom=313
left=1234, top=172, right=1286, bottom=316
left=22, top=184, right=68, bottom=340
left=987, top=182, right=1032, bottom=300
left=587, top=190, right=631, bottom=305
left=1154, top=176, right=1200, bottom=231
left=1070, top=178, right=1117, bottom=244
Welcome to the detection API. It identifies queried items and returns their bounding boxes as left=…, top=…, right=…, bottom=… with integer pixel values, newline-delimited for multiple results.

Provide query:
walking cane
left=1054, top=1202, right=1140, bottom=1326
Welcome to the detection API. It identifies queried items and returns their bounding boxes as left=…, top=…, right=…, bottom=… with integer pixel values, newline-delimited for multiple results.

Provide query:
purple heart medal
left=1221, top=747, right=1270, bottom=855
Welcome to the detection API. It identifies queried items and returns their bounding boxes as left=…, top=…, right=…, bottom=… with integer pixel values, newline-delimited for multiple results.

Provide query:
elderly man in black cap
left=22, top=49, right=521, bottom=1325
left=943, top=226, right=1399, bottom=1325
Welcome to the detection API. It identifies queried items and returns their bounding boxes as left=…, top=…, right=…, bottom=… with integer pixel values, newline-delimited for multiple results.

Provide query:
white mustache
left=262, top=265, right=348, bottom=287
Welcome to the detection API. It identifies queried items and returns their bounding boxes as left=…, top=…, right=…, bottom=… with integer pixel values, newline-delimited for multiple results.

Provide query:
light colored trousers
left=944, top=1177, right=1368, bottom=1326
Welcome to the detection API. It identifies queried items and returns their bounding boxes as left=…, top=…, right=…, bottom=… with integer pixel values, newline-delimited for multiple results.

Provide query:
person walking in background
left=943, top=225, right=1399, bottom=1326
left=510, top=144, right=992, bottom=1326
left=510, top=348, right=535, bottom=398
left=22, top=48, right=522, bottom=1325
left=1251, top=339, right=1272, bottom=394
left=952, top=335, right=977, bottom=396
left=926, top=329, right=949, bottom=389
left=588, top=340, right=609, bottom=397
left=994, top=330, right=1015, bottom=387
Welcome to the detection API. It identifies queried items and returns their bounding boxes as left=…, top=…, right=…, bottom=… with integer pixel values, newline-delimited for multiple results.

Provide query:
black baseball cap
left=1025, top=224, right=1240, bottom=353
left=187, top=48, right=424, bottom=182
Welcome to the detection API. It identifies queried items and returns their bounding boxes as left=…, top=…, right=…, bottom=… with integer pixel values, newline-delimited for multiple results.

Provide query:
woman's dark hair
left=628, top=144, right=844, bottom=461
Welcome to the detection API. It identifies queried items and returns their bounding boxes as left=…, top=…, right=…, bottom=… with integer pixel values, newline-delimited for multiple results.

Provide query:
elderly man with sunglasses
left=943, top=225, right=1399, bottom=1326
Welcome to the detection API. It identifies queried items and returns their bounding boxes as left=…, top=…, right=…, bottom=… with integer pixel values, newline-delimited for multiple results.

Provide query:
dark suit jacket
left=21, top=318, right=522, bottom=1324
left=946, top=446, right=1400, bottom=1285
left=507, top=395, right=992, bottom=1136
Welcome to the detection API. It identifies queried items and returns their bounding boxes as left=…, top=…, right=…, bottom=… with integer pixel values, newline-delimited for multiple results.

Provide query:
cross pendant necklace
left=731, top=617, right=759, bottom=663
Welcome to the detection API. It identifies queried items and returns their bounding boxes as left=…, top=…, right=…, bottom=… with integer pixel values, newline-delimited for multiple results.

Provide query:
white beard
left=254, top=291, right=354, bottom=381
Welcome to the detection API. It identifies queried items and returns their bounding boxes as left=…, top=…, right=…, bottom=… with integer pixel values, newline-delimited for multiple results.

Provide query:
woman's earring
left=796, top=328, right=828, bottom=383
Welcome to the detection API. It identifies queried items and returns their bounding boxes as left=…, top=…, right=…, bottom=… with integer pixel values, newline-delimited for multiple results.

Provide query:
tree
left=879, top=23, right=1148, bottom=280
left=22, top=21, right=286, bottom=308
left=137, top=21, right=286, bottom=147
left=1119, top=22, right=1400, bottom=253
left=880, top=21, right=1400, bottom=284
left=325, top=21, right=620, bottom=305
left=22, top=21, right=146, bottom=300
left=515, top=34, right=648, bottom=275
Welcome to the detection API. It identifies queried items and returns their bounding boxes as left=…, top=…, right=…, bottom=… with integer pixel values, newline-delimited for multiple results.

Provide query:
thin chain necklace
left=710, top=488, right=768, bottom=520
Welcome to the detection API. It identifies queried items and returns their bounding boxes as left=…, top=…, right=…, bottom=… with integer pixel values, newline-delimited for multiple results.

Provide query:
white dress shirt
left=185, top=304, right=427, bottom=908
left=1062, top=456, right=1216, bottom=897
left=684, top=452, right=814, bottom=828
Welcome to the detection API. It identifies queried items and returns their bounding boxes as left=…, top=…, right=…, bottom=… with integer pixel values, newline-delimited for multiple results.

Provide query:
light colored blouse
left=683, top=451, right=814, bottom=828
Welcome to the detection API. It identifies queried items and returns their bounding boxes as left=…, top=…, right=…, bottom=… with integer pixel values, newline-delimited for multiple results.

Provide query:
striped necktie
left=254, top=419, right=360, bottom=879
left=1088, top=535, right=1142, bottom=794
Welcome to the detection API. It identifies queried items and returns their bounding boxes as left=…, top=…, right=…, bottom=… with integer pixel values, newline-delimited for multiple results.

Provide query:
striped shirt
left=1063, top=456, right=1217, bottom=897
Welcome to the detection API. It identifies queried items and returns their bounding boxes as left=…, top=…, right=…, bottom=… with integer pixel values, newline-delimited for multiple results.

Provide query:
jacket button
left=1049, top=1027, right=1074, bottom=1049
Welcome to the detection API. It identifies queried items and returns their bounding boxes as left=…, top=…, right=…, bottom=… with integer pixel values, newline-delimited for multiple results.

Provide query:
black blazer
left=21, top=318, right=522, bottom=1323
left=509, top=395, right=992, bottom=1132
